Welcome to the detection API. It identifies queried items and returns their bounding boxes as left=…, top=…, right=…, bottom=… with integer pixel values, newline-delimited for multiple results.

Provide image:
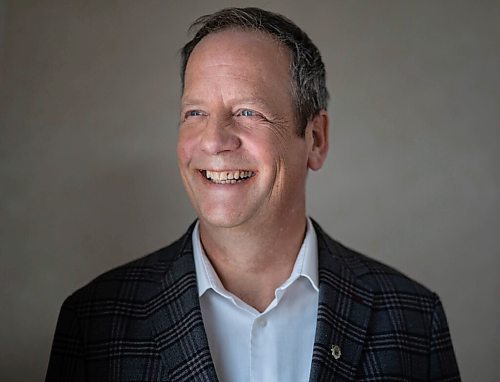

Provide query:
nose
left=200, top=115, right=241, bottom=155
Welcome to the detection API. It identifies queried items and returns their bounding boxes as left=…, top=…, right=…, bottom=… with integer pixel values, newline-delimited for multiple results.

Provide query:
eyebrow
left=180, top=97, right=275, bottom=108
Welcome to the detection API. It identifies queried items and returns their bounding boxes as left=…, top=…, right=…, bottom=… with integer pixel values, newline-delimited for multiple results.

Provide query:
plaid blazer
left=46, top=221, right=460, bottom=381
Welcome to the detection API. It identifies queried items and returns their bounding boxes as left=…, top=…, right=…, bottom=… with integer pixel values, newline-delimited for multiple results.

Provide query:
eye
left=184, top=110, right=206, bottom=120
left=188, top=110, right=204, bottom=117
left=236, top=109, right=260, bottom=117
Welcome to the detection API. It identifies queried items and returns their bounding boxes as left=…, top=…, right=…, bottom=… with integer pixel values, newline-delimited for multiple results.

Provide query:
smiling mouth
left=201, top=170, right=256, bottom=184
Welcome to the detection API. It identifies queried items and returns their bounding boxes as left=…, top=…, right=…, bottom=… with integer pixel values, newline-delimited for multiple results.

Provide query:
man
left=46, top=7, right=460, bottom=381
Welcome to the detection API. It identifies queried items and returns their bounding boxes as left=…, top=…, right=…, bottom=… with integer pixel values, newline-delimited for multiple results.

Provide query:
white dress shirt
left=192, top=218, right=319, bottom=382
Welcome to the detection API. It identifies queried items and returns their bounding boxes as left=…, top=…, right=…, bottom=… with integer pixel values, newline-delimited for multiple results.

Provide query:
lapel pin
left=330, top=344, right=341, bottom=360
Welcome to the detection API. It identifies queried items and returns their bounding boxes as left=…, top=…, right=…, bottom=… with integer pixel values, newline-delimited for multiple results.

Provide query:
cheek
left=244, top=128, right=284, bottom=155
left=279, top=140, right=310, bottom=177
left=245, top=138, right=279, bottom=170
left=177, top=131, right=195, bottom=166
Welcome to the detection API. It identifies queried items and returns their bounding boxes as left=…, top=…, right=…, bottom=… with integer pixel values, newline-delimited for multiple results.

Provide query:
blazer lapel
left=148, top=225, right=219, bottom=382
left=309, top=222, right=374, bottom=382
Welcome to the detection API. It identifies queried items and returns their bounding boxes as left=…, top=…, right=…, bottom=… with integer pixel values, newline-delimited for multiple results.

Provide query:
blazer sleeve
left=46, top=295, right=86, bottom=382
left=429, top=294, right=461, bottom=381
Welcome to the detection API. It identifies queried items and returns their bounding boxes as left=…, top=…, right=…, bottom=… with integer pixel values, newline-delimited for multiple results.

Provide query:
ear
left=306, top=110, right=329, bottom=171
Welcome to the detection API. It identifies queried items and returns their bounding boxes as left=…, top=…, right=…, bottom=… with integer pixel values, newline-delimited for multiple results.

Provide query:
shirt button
left=256, top=317, right=267, bottom=327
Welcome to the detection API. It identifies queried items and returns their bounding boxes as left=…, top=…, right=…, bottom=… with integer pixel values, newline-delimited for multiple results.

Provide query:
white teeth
left=203, top=170, right=254, bottom=184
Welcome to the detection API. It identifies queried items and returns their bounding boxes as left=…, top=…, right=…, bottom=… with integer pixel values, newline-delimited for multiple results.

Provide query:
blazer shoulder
left=65, top=223, right=195, bottom=307
left=314, top=220, right=436, bottom=300
left=313, top=220, right=461, bottom=381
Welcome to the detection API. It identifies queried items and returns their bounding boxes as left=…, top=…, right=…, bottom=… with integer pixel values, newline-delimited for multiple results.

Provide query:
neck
left=199, top=211, right=307, bottom=312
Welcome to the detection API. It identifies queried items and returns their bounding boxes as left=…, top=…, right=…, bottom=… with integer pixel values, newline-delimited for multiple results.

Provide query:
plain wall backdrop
left=1, top=1, right=499, bottom=381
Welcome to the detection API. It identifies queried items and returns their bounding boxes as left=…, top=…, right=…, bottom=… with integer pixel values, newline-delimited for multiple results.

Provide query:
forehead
left=191, top=27, right=289, bottom=54
left=184, top=29, right=292, bottom=86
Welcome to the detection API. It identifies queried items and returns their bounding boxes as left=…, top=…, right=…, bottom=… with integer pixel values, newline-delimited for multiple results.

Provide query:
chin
left=197, top=207, right=249, bottom=230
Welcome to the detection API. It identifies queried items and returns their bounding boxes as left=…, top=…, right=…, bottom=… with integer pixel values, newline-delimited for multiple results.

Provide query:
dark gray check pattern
left=46, top=220, right=460, bottom=381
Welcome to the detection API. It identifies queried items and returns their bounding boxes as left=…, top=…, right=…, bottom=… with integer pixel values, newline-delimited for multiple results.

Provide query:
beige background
left=1, top=1, right=499, bottom=381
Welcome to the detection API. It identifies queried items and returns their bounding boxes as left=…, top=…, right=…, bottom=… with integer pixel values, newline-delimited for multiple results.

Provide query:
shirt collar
left=192, top=217, right=319, bottom=298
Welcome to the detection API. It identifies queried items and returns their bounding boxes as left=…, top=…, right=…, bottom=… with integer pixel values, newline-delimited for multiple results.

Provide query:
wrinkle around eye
left=233, top=114, right=290, bottom=141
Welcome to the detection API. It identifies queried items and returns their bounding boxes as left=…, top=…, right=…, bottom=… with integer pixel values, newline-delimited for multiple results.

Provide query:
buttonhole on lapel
left=330, top=344, right=341, bottom=360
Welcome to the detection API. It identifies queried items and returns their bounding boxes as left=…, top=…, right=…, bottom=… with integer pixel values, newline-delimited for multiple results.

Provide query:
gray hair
left=180, top=7, right=329, bottom=136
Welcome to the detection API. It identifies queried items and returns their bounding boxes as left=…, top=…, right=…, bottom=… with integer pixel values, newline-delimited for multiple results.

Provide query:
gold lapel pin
left=330, top=344, right=341, bottom=360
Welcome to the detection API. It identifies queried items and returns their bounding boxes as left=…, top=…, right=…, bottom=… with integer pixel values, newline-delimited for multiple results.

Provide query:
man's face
left=177, top=29, right=317, bottom=230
